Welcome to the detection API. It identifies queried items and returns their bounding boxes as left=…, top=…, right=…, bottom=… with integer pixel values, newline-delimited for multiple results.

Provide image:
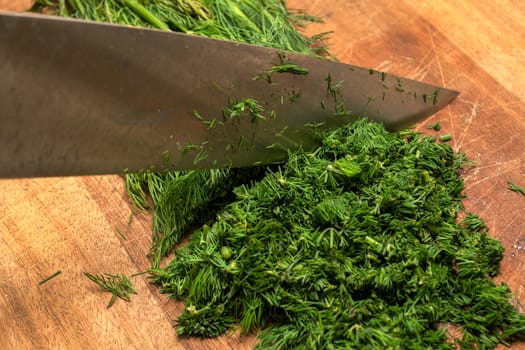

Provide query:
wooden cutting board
left=1, top=1, right=524, bottom=349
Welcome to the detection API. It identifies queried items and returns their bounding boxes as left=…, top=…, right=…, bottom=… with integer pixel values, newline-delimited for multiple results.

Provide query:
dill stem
left=508, top=179, right=525, bottom=196
left=69, top=0, right=86, bottom=16
left=58, top=0, right=68, bottom=16
left=39, top=270, right=62, bottom=285
left=119, top=0, right=170, bottom=30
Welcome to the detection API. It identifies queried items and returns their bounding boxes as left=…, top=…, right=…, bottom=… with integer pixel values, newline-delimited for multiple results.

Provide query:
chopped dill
left=84, top=272, right=137, bottom=309
left=439, top=133, right=452, bottom=142
left=149, top=119, right=525, bottom=348
left=34, top=1, right=525, bottom=348
left=267, top=63, right=309, bottom=75
left=508, top=179, right=525, bottom=196
left=39, top=270, right=62, bottom=285
left=426, top=121, right=441, bottom=131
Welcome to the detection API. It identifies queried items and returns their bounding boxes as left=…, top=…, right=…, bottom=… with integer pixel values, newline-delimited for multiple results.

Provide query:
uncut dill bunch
left=32, top=0, right=327, bottom=53
left=32, top=0, right=330, bottom=265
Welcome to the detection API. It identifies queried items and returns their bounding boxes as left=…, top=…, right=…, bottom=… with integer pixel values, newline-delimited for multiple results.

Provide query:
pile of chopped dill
left=149, top=120, right=525, bottom=348
left=33, top=0, right=525, bottom=348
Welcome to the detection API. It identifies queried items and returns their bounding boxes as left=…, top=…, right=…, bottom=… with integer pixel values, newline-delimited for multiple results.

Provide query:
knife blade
left=0, top=12, right=458, bottom=178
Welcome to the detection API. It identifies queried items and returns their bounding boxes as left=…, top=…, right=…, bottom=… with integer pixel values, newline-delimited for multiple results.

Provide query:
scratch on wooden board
left=406, top=50, right=434, bottom=81
left=464, top=157, right=525, bottom=186
left=374, top=59, right=394, bottom=72
left=469, top=157, right=525, bottom=173
left=517, top=285, right=524, bottom=313
left=374, top=56, right=415, bottom=75
left=424, top=24, right=455, bottom=134
left=458, top=134, right=484, bottom=150
left=425, top=24, right=446, bottom=86
left=501, top=209, right=524, bottom=235
left=455, top=96, right=481, bottom=149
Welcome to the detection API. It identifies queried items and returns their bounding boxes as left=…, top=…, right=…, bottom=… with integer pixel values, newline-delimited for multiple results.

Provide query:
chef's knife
left=0, top=12, right=458, bottom=178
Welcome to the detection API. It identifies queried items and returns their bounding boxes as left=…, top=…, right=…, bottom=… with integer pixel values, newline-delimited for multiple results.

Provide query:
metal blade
left=0, top=12, right=458, bottom=178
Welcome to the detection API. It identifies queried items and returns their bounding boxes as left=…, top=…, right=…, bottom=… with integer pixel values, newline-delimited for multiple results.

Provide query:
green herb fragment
left=84, top=272, right=137, bottom=309
left=192, top=110, right=203, bottom=121
left=426, top=122, right=441, bottom=131
left=325, top=74, right=344, bottom=101
left=252, top=73, right=272, bottom=84
left=39, top=270, right=62, bottom=285
left=115, top=211, right=134, bottom=240
left=193, top=148, right=208, bottom=165
left=115, top=227, right=126, bottom=239
left=223, top=98, right=265, bottom=123
left=440, top=133, right=452, bottom=142
left=266, top=63, right=309, bottom=75
left=202, top=118, right=216, bottom=129
left=131, top=270, right=149, bottom=277
left=432, top=88, right=441, bottom=105
left=508, top=179, right=525, bottom=196
left=288, top=91, right=301, bottom=102
left=180, top=143, right=197, bottom=157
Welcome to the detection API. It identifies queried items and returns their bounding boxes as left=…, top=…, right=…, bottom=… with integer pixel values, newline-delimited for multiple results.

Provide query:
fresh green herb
left=432, top=88, right=441, bottom=105
left=32, top=0, right=329, bottom=53
left=115, top=227, right=126, bottom=239
left=223, top=98, right=265, bottom=123
left=149, top=119, right=525, bottom=348
left=38, top=1, right=525, bottom=348
left=266, top=63, right=309, bottom=75
left=252, top=72, right=273, bottom=83
left=120, top=0, right=170, bottom=30
left=325, top=74, right=344, bottom=101
left=440, top=133, right=452, bottom=142
left=131, top=270, right=149, bottom=277
left=287, top=90, right=301, bottom=102
left=39, top=270, right=62, bottom=285
left=275, top=125, right=289, bottom=137
left=84, top=272, right=137, bottom=309
left=176, top=304, right=235, bottom=337
left=508, top=179, right=525, bottom=196
left=395, top=77, right=404, bottom=93
left=114, top=211, right=134, bottom=240
left=426, top=121, right=441, bottom=131
left=181, top=143, right=197, bottom=157
left=192, top=110, right=203, bottom=121
left=192, top=147, right=208, bottom=165
left=202, top=117, right=217, bottom=129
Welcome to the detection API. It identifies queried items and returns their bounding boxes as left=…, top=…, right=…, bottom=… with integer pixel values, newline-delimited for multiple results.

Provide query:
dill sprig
left=84, top=272, right=137, bottom=308
left=426, top=121, right=441, bottom=131
left=508, top=179, right=525, bottom=196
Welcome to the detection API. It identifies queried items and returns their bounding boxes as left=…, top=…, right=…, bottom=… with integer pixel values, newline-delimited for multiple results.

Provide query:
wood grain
left=0, top=0, right=32, bottom=11
left=1, top=1, right=525, bottom=349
